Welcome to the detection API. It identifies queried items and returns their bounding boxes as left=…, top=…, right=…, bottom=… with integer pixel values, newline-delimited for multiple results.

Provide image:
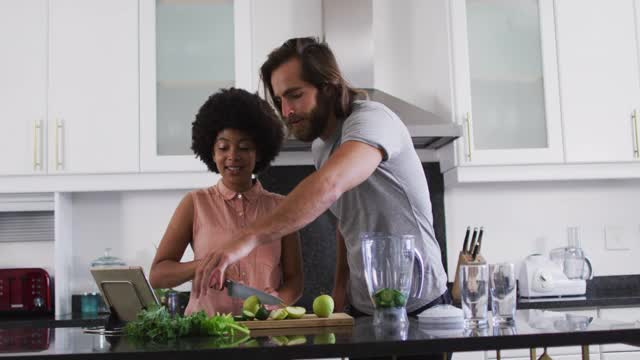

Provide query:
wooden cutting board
left=238, top=313, right=354, bottom=329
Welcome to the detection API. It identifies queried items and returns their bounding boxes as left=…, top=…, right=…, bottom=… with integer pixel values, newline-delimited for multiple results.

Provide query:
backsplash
left=444, top=179, right=640, bottom=279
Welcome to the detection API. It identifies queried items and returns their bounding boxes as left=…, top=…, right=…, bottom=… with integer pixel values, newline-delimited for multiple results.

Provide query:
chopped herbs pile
left=124, top=305, right=250, bottom=343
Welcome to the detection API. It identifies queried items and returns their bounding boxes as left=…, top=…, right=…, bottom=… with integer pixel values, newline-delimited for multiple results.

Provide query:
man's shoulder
left=347, top=100, right=401, bottom=124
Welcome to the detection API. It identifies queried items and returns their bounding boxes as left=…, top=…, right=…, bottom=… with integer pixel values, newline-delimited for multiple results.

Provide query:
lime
left=312, top=295, right=334, bottom=318
left=377, top=288, right=395, bottom=303
left=255, top=305, right=271, bottom=320
left=285, top=306, right=306, bottom=319
left=373, top=288, right=406, bottom=308
left=243, top=295, right=261, bottom=314
left=269, top=308, right=289, bottom=320
left=393, top=291, right=407, bottom=307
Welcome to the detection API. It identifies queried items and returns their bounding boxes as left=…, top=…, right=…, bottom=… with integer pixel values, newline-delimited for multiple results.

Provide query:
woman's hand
left=263, top=287, right=281, bottom=311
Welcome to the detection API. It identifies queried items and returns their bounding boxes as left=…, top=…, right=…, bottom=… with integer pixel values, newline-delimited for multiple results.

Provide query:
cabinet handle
left=55, top=119, right=64, bottom=170
left=633, top=109, right=639, bottom=158
left=33, top=120, right=42, bottom=170
left=465, top=112, right=473, bottom=161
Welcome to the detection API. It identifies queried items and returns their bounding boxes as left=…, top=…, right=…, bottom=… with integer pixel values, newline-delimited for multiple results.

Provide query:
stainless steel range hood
left=282, top=0, right=461, bottom=152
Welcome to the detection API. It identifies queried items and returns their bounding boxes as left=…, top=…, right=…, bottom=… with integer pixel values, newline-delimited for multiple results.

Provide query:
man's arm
left=193, top=140, right=383, bottom=297
left=332, top=228, right=349, bottom=312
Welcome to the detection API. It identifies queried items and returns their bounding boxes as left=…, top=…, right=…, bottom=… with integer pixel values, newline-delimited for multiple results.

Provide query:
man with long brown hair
left=193, top=37, right=450, bottom=353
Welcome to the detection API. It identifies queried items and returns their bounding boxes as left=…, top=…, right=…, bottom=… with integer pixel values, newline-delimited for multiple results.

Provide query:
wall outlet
left=604, top=225, right=630, bottom=251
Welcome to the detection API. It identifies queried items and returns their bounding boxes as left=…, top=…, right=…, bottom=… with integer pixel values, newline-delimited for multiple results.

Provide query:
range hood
left=282, top=0, right=461, bottom=152
left=282, top=88, right=462, bottom=151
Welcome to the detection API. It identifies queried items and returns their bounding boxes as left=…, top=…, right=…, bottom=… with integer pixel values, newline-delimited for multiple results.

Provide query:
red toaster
left=0, top=268, right=53, bottom=314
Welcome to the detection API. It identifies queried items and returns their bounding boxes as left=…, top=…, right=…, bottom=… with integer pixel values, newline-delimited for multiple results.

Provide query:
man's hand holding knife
left=191, top=230, right=259, bottom=299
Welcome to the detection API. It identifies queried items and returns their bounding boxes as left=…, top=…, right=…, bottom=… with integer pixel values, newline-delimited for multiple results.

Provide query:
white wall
left=445, top=180, right=640, bottom=280
left=0, top=242, right=55, bottom=274
left=69, top=189, right=194, bottom=293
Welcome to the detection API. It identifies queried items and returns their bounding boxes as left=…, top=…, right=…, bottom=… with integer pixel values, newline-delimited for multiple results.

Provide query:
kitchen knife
left=462, top=226, right=471, bottom=254
left=468, top=227, right=478, bottom=256
left=224, top=279, right=285, bottom=306
left=472, top=227, right=484, bottom=261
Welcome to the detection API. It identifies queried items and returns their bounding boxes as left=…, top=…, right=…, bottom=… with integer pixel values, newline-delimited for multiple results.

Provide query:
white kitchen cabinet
left=485, top=309, right=599, bottom=360
left=555, top=0, right=640, bottom=163
left=139, top=0, right=322, bottom=172
left=0, top=0, right=48, bottom=176
left=139, top=0, right=252, bottom=172
left=0, top=0, right=139, bottom=176
left=449, top=0, right=564, bottom=166
left=598, top=307, right=640, bottom=354
left=601, top=353, right=640, bottom=359
left=48, top=0, right=139, bottom=174
left=452, top=351, right=485, bottom=359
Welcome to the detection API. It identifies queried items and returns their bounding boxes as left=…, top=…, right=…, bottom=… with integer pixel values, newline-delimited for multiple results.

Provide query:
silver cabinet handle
left=633, top=109, right=639, bottom=159
left=33, top=120, right=43, bottom=170
left=465, top=112, right=473, bottom=161
left=55, top=119, right=64, bottom=170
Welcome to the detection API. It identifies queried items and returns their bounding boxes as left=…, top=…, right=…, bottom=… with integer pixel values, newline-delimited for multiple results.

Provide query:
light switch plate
left=604, top=225, right=629, bottom=250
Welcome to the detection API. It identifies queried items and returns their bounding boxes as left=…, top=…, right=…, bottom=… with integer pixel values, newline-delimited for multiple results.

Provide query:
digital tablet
left=90, top=266, right=159, bottom=322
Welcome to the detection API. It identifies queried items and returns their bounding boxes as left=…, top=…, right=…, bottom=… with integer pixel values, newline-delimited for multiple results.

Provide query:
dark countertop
left=2, top=275, right=637, bottom=330
left=1, top=309, right=639, bottom=359
left=517, top=275, right=640, bottom=310
left=0, top=313, right=107, bottom=329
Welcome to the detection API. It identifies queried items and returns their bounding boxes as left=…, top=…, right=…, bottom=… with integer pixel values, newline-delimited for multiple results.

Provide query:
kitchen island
left=1, top=309, right=639, bottom=359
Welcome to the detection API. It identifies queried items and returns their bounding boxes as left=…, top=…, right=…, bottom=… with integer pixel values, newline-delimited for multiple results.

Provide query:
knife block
left=451, top=251, right=486, bottom=304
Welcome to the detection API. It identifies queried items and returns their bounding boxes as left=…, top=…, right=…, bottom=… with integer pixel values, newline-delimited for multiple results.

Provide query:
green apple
left=312, top=295, right=334, bottom=318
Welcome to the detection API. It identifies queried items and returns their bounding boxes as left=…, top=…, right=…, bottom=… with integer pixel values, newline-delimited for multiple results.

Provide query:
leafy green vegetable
left=373, top=288, right=407, bottom=308
left=124, top=305, right=249, bottom=343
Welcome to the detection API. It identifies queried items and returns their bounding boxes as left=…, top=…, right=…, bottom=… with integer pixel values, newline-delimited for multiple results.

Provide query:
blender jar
left=361, top=233, right=415, bottom=326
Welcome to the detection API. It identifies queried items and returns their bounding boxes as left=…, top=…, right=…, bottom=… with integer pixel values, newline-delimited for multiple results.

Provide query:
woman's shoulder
left=190, top=186, right=217, bottom=200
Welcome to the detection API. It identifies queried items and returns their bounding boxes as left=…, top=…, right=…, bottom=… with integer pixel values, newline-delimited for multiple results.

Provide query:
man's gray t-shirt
left=312, top=100, right=448, bottom=315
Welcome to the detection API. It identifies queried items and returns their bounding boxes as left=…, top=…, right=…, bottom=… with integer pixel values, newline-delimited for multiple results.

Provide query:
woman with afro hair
left=149, top=88, right=303, bottom=316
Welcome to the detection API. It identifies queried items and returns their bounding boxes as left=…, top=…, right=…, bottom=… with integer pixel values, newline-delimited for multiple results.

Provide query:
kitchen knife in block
left=451, top=251, right=487, bottom=303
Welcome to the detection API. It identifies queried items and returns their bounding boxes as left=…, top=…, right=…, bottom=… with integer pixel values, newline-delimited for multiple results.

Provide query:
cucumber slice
left=255, top=306, right=271, bottom=320
left=242, top=310, right=255, bottom=320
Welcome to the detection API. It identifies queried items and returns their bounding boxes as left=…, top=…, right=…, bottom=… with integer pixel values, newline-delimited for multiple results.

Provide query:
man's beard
left=286, top=94, right=332, bottom=143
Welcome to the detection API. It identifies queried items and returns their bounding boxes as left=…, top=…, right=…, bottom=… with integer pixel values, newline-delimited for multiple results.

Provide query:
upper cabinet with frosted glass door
left=450, top=0, right=564, bottom=165
left=140, top=0, right=252, bottom=172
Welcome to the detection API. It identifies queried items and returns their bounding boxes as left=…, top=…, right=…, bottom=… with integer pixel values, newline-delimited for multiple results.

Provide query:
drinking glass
left=459, top=264, right=489, bottom=328
left=362, top=233, right=415, bottom=326
left=490, top=263, right=516, bottom=325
